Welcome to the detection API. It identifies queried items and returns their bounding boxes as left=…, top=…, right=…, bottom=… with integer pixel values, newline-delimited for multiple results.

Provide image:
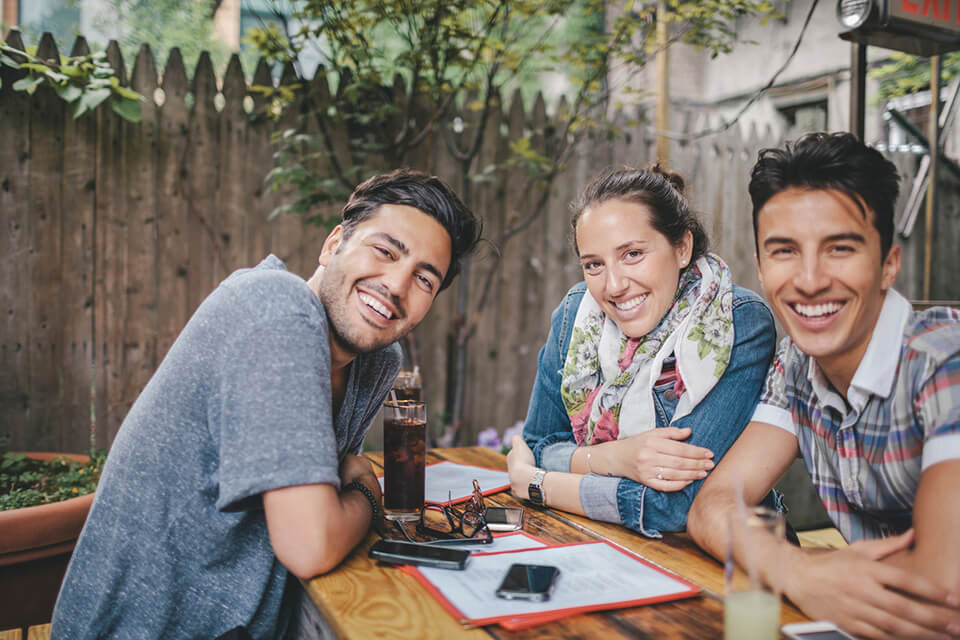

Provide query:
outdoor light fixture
left=838, top=0, right=960, bottom=56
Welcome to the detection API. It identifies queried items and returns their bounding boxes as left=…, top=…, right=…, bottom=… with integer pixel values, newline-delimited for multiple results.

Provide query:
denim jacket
left=522, top=281, right=776, bottom=537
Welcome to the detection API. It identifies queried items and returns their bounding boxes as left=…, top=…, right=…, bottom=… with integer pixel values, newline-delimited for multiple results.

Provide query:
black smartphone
left=484, top=506, right=524, bottom=531
left=495, top=563, right=560, bottom=602
left=368, top=539, right=470, bottom=570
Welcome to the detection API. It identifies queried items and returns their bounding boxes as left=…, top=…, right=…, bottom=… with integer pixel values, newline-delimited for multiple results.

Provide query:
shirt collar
left=806, top=289, right=911, bottom=412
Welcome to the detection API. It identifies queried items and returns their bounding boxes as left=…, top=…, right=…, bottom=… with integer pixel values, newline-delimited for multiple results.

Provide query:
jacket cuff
left=540, top=441, right=578, bottom=472
left=579, top=474, right=622, bottom=523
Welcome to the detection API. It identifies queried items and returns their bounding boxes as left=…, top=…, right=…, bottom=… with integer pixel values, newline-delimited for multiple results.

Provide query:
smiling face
left=575, top=199, right=692, bottom=338
left=755, top=187, right=901, bottom=388
left=315, top=204, right=452, bottom=362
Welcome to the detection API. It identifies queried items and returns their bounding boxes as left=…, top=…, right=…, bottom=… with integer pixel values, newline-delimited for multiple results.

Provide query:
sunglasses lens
left=461, top=511, right=485, bottom=538
left=421, top=505, right=455, bottom=534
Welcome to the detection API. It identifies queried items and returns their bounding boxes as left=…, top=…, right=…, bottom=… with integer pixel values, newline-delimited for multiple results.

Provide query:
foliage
left=90, top=0, right=238, bottom=77
left=0, top=451, right=106, bottom=511
left=0, top=38, right=143, bottom=122
left=249, top=0, right=774, bottom=220
left=872, top=51, right=960, bottom=103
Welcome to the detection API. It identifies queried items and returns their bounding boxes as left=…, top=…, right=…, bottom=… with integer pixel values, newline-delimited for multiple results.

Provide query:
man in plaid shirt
left=688, top=132, right=960, bottom=639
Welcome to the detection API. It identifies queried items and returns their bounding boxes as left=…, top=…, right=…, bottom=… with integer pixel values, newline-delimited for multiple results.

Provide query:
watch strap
left=528, top=468, right=547, bottom=505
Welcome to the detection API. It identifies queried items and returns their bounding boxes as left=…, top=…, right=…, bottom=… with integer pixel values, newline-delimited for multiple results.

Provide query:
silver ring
left=656, top=467, right=664, bottom=481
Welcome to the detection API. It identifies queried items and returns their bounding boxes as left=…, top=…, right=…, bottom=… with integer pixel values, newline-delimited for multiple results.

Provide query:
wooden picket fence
left=0, top=32, right=949, bottom=453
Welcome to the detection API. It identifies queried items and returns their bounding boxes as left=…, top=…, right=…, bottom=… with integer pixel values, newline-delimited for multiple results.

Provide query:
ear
left=318, top=225, right=345, bottom=267
left=677, top=229, right=694, bottom=266
left=880, top=244, right=901, bottom=291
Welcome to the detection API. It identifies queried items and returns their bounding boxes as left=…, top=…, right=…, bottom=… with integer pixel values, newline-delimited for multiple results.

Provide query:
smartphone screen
left=495, top=563, right=560, bottom=601
left=483, top=506, right=523, bottom=531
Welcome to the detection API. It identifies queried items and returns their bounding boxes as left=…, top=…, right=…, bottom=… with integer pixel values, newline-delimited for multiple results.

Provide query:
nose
left=379, top=264, right=413, bottom=300
left=605, top=263, right=628, bottom=296
left=793, top=253, right=831, bottom=296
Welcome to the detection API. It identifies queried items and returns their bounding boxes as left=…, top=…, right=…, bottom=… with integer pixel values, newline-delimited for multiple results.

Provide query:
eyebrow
left=369, top=232, right=445, bottom=283
left=762, top=232, right=867, bottom=249
left=579, top=240, right=648, bottom=260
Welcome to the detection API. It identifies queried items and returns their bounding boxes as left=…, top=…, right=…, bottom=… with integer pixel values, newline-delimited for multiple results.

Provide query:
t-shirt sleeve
left=917, top=354, right=960, bottom=471
left=751, top=338, right=797, bottom=436
left=215, top=319, right=340, bottom=512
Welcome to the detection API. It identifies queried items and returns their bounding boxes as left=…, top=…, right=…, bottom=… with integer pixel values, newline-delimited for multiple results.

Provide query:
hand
left=593, top=427, right=714, bottom=491
left=785, top=530, right=960, bottom=639
left=506, top=435, right=536, bottom=500
left=339, top=453, right=381, bottom=501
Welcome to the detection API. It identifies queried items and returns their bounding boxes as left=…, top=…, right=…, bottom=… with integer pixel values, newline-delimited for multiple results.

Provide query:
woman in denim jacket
left=507, top=165, right=776, bottom=537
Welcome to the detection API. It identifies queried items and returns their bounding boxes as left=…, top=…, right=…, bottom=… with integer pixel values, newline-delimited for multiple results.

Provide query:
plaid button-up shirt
left=752, top=290, right=960, bottom=542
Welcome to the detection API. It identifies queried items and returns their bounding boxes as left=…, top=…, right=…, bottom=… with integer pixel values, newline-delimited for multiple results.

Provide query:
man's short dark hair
left=340, top=169, right=482, bottom=291
left=748, top=132, right=900, bottom=258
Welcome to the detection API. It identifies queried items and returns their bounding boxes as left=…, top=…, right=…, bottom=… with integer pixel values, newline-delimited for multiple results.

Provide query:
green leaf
left=12, top=75, right=44, bottom=94
left=112, top=85, right=142, bottom=101
left=55, top=83, right=83, bottom=103
left=110, top=97, right=142, bottom=123
left=73, top=87, right=112, bottom=118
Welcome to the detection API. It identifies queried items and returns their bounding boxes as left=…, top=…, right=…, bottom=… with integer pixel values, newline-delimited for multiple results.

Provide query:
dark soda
left=392, top=386, right=421, bottom=402
left=383, top=416, right=426, bottom=517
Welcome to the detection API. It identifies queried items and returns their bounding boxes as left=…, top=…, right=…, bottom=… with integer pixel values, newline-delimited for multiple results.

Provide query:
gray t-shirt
left=51, top=255, right=400, bottom=639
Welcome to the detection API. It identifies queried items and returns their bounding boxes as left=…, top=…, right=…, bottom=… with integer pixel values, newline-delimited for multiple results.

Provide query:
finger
left=644, top=478, right=692, bottom=492
left=652, top=465, right=709, bottom=482
left=651, top=427, right=693, bottom=441
left=853, top=570, right=958, bottom=637
left=655, top=439, right=715, bottom=460
left=851, top=529, right=916, bottom=560
left=656, top=453, right=715, bottom=472
left=873, top=563, right=956, bottom=609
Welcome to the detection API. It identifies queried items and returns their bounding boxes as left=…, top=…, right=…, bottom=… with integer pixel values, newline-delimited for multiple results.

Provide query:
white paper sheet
left=416, top=542, right=695, bottom=622
left=377, top=460, right=510, bottom=504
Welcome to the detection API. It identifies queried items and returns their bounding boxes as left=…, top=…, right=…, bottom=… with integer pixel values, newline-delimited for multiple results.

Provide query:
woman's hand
left=592, top=427, right=714, bottom=491
left=506, top=435, right=537, bottom=500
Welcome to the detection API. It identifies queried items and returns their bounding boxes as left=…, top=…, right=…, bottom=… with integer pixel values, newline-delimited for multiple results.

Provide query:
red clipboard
left=400, top=540, right=701, bottom=629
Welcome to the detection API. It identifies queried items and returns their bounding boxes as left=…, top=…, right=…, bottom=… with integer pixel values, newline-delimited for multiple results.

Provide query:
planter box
left=0, top=452, right=95, bottom=629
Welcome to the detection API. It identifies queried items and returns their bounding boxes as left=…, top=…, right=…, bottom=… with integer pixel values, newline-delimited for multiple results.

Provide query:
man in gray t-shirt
left=52, top=170, right=481, bottom=639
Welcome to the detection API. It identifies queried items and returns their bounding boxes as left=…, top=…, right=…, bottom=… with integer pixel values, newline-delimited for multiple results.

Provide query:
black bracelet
left=342, top=481, right=380, bottom=525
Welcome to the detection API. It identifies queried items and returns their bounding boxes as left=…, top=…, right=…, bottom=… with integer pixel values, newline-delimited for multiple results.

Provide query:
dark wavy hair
left=748, top=132, right=900, bottom=258
left=570, top=164, right=708, bottom=262
left=340, top=169, right=482, bottom=291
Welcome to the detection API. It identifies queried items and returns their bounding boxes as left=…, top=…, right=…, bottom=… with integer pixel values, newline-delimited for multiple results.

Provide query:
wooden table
left=300, top=447, right=808, bottom=639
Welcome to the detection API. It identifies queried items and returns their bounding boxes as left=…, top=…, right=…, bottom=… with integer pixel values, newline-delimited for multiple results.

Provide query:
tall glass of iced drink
left=382, top=400, right=426, bottom=521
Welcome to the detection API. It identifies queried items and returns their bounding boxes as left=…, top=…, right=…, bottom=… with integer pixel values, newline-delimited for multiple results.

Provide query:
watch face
left=528, top=485, right=544, bottom=504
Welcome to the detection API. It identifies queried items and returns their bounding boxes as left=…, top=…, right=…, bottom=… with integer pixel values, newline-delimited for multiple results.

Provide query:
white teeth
left=359, top=292, right=393, bottom=319
left=614, top=294, right=647, bottom=311
left=794, top=302, right=842, bottom=318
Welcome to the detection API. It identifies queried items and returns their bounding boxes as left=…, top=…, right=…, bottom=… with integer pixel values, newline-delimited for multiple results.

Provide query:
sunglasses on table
left=393, top=479, right=493, bottom=546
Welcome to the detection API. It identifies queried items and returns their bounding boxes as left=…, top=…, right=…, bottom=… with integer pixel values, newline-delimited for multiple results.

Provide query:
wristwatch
left=527, top=468, right=547, bottom=505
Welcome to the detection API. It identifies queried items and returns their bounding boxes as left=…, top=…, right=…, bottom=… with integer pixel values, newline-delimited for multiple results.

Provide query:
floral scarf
left=561, top=253, right=735, bottom=446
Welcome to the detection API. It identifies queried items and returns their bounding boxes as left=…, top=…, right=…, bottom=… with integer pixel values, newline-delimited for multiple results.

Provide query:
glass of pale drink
left=724, top=506, right=785, bottom=640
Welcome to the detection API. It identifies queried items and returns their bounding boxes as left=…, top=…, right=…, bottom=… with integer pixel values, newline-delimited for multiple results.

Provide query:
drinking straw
left=390, top=389, right=399, bottom=405
left=733, top=470, right=760, bottom=590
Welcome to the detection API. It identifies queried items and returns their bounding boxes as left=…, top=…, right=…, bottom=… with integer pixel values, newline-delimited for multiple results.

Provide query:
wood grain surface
left=302, top=447, right=808, bottom=639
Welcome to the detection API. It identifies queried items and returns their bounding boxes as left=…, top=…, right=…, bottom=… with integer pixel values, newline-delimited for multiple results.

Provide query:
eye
left=770, top=247, right=795, bottom=257
left=373, top=245, right=394, bottom=260
left=582, top=260, right=602, bottom=276
left=623, top=249, right=645, bottom=262
left=415, top=272, right=435, bottom=293
left=830, top=244, right=855, bottom=255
